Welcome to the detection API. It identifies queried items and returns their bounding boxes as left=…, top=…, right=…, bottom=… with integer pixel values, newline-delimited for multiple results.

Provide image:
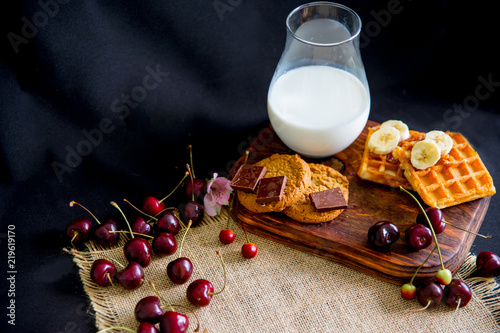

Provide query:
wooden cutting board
left=229, top=120, right=491, bottom=284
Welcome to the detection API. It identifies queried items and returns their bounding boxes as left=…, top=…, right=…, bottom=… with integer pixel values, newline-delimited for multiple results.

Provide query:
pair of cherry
left=66, top=201, right=120, bottom=248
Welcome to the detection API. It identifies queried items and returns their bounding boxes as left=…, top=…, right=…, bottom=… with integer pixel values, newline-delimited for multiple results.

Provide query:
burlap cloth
left=68, top=210, right=500, bottom=332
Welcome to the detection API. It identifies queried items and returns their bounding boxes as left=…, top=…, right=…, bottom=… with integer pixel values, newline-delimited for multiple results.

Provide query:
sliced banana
left=411, top=139, right=441, bottom=170
left=368, top=127, right=401, bottom=155
left=425, top=130, right=453, bottom=155
left=380, top=120, right=410, bottom=141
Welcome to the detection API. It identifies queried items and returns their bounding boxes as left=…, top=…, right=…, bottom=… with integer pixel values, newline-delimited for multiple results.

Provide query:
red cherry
left=443, top=279, right=472, bottom=308
left=167, top=257, right=193, bottom=285
left=476, top=251, right=500, bottom=277
left=159, top=311, right=189, bottom=333
left=184, top=178, right=206, bottom=200
left=153, top=232, right=178, bottom=256
left=186, top=279, right=214, bottom=307
left=156, top=211, right=180, bottom=235
left=93, top=219, right=120, bottom=247
left=90, top=259, right=116, bottom=287
left=143, top=196, right=165, bottom=216
left=135, top=296, right=164, bottom=324
left=66, top=217, right=93, bottom=246
left=401, top=283, right=417, bottom=300
left=416, top=279, right=443, bottom=309
left=116, top=261, right=145, bottom=290
left=242, top=242, right=258, bottom=259
left=219, top=229, right=235, bottom=245
left=132, top=216, right=153, bottom=238
left=124, top=237, right=152, bottom=267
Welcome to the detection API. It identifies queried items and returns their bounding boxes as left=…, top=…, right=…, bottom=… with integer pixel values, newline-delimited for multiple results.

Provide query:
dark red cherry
left=159, top=311, right=189, bottom=333
left=443, top=279, right=472, bottom=308
left=153, top=232, right=178, bottom=256
left=66, top=218, right=93, bottom=244
left=124, top=237, right=152, bottom=267
left=90, top=259, right=116, bottom=287
left=405, top=223, right=433, bottom=251
left=416, top=207, right=446, bottom=234
left=184, top=178, right=206, bottom=200
left=417, top=279, right=443, bottom=309
left=93, top=219, right=119, bottom=247
left=167, top=257, right=193, bottom=285
left=143, top=196, right=165, bottom=216
left=116, top=261, right=145, bottom=290
left=476, top=251, right=500, bottom=277
left=135, top=296, right=164, bottom=324
left=367, top=221, right=400, bottom=251
left=132, top=216, right=153, bottom=238
left=186, top=279, right=214, bottom=307
left=138, top=322, right=160, bottom=333
left=181, top=201, right=204, bottom=226
left=156, top=212, right=180, bottom=235
left=242, top=242, right=257, bottom=259
left=219, top=229, right=235, bottom=245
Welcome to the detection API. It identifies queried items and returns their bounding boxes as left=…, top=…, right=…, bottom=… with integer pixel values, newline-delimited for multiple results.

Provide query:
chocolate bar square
left=256, top=176, right=287, bottom=204
left=230, top=164, right=267, bottom=192
left=309, top=187, right=347, bottom=211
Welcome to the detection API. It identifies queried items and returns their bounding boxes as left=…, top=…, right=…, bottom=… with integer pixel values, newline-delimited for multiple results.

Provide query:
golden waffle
left=357, top=126, right=424, bottom=189
left=393, top=132, right=496, bottom=208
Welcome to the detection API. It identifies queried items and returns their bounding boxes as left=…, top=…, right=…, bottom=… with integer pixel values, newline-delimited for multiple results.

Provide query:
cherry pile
left=367, top=185, right=498, bottom=325
left=65, top=146, right=259, bottom=332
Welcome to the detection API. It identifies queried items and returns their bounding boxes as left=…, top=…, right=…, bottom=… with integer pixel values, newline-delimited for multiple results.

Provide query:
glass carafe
left=268, top=2, right=370, bottom=157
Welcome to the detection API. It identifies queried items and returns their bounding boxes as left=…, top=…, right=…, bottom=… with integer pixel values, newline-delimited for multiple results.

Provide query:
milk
left=268, top=65, right=370, bottom=157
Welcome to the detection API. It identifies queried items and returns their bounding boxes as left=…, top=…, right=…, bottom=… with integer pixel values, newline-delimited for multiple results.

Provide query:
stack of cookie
left=231, top=154, right=349, bottom=223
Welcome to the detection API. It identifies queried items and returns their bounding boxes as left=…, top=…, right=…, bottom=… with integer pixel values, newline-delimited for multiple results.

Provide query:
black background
left=1, top=1, right=499, bottom=332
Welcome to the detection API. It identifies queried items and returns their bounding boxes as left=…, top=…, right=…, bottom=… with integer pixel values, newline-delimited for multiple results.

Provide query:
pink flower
left=204, top=173, right=233, bottom=216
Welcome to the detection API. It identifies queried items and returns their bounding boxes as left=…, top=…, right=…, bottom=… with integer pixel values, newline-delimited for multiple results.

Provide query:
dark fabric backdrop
left=1, top=1, right=499, bottom=332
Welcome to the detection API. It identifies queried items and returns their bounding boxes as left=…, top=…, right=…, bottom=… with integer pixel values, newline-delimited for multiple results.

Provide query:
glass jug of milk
left=268, top=2, right=370, bottom=157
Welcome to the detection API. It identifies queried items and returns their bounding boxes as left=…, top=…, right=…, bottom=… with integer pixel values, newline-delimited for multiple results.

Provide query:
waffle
left=357, top=126, right=424, bottom=189
left=393, top=132, right=496, bottom=209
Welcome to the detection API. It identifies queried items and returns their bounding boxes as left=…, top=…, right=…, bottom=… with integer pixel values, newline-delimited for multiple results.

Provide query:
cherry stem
left=159, top=171, right=190, bottom=204
left=188, top=145, right=197, bottom=179
left=108, top=230, right=154, bottom=240
left=186, top=164, right=195, bottom=201
left=442, top=219, right=492, bottom=239
left=97, top=326, right=135, bottom=333
left=444, top=297, right=461, bottom=333
left=70, top=231, right=78, bottom=249
left=149, top=281, right=175, bottom=312
left=408, top=299, right=432, bottom=313
left=243, top=226, right=251, bottom=244
left=226, top=195, right=235, bottom=229
left=209, top=251, right=226, bottom=296
left=123, top=198, right=158, bottom=221
left=178, top=220, right=192, bottom=258
left=70, top=201, right=102, bottom=225
left=400, top=187, right=445, bottom=270
left=409, top=246, right=437, bottom=285
left=243, top=150, right=250, bottom=164
left=110, top=201, right=134, bottom=239
left=106, top=272, right=115, bottom=286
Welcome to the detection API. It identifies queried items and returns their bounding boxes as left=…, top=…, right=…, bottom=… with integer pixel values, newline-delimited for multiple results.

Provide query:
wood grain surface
left=229, top=120, right=490, bottom=284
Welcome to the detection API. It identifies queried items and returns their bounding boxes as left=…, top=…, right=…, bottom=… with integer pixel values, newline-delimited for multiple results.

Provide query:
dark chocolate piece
left=256, top=176, right=287, bottom=204
left=230, top=164, right=267, bottom=192
left=309, top=187, right=347, bottom=211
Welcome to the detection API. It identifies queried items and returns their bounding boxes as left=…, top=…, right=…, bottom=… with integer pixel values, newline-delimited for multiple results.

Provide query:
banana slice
left=425, top=130, right=453, bottom=155
left=380, top=120, right=410, bottom=141
left=411, top=139, right=441, bottom=170
left=368, top=127, right=401, bottom=155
